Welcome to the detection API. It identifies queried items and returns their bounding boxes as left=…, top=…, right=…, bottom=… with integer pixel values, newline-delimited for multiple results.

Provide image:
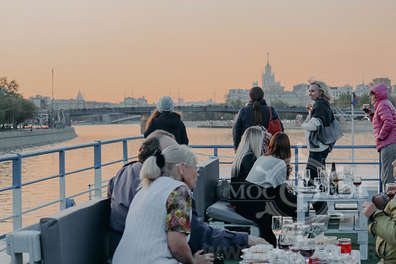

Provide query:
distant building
left=355, top=82, right=370, bottom=96
left=372, top=77, right=392, bottom=94
left=261, top=53, right=284, bottom=103
left=77, top=90, right=84, bottom=101
left=29, top=95, right=51, bottom=110
left=225, top=89, right=250, bottom=104
left=177, top=98, right=184, bottom=105
left=123, top=96, right=148, bottom=106
left=181, top=99, right=214, bottom=106
left=293, top=83, right=308, bottom=96
left=328, top=85, right=352, bottom=100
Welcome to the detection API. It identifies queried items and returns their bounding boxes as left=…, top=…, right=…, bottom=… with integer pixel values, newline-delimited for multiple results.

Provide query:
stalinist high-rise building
left=261, top=53, right=284, bottom=103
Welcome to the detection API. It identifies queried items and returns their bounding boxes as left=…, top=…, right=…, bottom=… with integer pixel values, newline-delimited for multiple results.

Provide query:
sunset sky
left=1, top=0, right=395, bottom=103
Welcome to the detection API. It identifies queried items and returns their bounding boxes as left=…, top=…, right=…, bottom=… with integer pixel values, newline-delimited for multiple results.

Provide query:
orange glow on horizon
left=1, top=0, right=395, bottom=103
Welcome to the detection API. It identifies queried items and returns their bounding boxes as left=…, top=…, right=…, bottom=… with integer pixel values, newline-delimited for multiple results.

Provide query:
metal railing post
left=213, top=147, right=218, bottom=158
left=88, top=184, right=92, bottom=200
left=59, top=150, right=66, bottom=210
left=94, top=141, right=102, bottom=198
left=123, top=139, right=128, bottom=164
left=12, top=154, right=22, bottom=230
left=294, top=147, right=299, bottom=185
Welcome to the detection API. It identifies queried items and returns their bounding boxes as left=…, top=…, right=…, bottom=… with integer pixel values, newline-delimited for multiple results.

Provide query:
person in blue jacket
left=233, top=86, right=283, bottom=150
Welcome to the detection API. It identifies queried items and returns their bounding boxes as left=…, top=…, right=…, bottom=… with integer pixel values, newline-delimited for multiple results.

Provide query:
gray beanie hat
left=157, top=96, right=174, bottom=112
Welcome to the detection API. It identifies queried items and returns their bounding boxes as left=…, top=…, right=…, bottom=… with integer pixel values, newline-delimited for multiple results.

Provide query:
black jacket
left=144, top=112, right=189, bottom=145
left=311, top=98, right=334, bottom=127
left=232, top=100, right=283, bottom=149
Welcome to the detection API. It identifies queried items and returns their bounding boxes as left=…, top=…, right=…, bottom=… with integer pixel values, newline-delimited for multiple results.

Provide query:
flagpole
left=351, top=92, right=355, bottom=165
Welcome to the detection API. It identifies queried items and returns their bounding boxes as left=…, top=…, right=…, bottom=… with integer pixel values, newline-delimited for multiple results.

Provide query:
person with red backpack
left=232, top=86, right=283, bottom=150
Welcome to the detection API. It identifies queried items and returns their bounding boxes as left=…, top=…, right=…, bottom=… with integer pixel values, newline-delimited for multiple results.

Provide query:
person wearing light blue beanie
left=157, top=96, right=174, bottom=112
left=144, top=96, right=189, bottom=145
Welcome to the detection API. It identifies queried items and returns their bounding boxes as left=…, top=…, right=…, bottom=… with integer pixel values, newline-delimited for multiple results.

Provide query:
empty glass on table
left=272, top=216, right=282, bottom=248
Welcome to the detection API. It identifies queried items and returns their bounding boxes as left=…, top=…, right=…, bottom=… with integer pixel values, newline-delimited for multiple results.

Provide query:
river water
left=0, top=124, right=379, bottom=234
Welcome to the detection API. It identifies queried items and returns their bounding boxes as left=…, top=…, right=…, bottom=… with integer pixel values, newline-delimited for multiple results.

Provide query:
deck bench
left=6, top=198, right=111, bottom=264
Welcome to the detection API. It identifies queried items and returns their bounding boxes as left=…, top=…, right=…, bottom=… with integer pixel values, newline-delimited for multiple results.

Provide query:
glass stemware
left=282, top=216, right=293, bottom=226
left=314, top=177, right=321, bottom=192
left=299, top=239, right=315, bottom=263
left=272, top=216, right=282, bottom=248
left=304, top=169, right=311, bottom=187
left=353, top=175, right=362, bottom=196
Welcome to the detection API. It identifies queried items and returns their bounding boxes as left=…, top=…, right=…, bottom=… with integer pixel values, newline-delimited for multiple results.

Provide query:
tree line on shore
left=0, top=77, right=37, bottom=130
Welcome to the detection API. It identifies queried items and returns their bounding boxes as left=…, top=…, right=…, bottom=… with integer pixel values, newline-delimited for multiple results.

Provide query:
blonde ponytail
left=139, top=156, right=162, bottom=188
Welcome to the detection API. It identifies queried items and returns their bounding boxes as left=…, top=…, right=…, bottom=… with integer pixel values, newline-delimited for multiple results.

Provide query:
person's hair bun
left=155, top=151, right=165, bottom=168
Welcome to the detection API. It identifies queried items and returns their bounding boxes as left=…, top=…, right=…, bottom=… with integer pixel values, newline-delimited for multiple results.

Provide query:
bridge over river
left=63, top=105, right=365, bottom=124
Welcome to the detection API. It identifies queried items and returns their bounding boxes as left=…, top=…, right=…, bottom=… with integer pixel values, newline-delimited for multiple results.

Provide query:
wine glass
left=353, top=175, right=362, bottom=196
left=314, top=177, right=321, bottom=192
left=299, top=239, right=315, bottom=263
left=278, top=233, right=293, bottom=251
left=282, top=216, right=293, bottom=226
left=320, top=169, right=329, bottom=194
left=272, top=216, right=283, bottom=248
left=304, top=169, right=311, bottom=187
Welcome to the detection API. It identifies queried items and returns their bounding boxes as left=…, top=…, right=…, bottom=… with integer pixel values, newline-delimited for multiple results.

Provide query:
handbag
left=267, top=107, right=283, bottom=135
left=317, top=118, right=343, bottom=145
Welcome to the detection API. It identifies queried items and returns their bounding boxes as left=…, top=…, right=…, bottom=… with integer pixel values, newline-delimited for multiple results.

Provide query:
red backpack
left=267, top=107, right=282, bottom=135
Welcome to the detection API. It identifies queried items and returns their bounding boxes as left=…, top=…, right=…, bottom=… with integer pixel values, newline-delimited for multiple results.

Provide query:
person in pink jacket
left=365, top=83, right=396, bottom=189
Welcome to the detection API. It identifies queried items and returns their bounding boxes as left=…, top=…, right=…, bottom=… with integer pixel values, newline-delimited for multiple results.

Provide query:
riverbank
left=0, top=127, right=77, bottom=153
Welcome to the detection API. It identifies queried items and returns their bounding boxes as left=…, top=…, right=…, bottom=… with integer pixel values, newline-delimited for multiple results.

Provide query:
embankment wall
left=0, top=127, right=77, bottom=152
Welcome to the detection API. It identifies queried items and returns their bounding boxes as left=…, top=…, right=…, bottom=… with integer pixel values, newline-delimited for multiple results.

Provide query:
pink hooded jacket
left=370, top=84, right=396, bottom=151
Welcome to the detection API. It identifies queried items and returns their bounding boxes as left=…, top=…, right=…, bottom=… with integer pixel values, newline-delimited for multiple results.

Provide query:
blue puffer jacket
left=232, top=100, right=283, bottom=149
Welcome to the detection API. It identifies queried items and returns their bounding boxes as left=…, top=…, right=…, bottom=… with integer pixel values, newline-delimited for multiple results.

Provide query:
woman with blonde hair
left=301, top=80, right=334, bottom=182
left=236, top=132, right=296, bottom=247
left=112, top=145, right=213, bottom=264
left=231, top=126, right=271, bottom=183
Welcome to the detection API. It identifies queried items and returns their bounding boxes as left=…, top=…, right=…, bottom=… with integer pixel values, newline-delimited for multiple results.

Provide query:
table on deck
left=296, top=189, right=369, bottom=260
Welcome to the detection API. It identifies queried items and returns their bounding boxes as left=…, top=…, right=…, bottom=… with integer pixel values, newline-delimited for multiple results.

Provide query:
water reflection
left=0, top=124, right=377, bottom=234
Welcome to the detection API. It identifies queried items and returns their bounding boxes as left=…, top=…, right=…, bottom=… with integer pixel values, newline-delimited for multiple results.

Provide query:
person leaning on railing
left=363, top=160, right=396, bottom=263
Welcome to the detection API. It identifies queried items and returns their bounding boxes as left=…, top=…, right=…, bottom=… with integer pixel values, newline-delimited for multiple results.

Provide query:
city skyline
left=1, top=0, right=395, bottom=103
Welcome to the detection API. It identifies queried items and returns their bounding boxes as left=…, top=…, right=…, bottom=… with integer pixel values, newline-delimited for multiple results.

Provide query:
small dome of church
left=77, top=91, right=84, bottom=101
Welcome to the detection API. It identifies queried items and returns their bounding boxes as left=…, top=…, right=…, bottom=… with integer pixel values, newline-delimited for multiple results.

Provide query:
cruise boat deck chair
left=6, top=198, right=111, bottom=264
left=193, top=158, right=259, bottom=236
